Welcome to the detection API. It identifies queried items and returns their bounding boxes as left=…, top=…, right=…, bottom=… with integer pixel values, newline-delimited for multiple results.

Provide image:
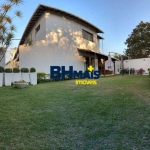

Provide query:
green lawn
left=0, top=75, right=150, bottom=150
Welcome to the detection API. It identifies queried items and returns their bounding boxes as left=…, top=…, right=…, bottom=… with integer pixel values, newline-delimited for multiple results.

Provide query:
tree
left=0, top=0, right=23, bottom=62
left=113, top=53, right=128, bottom=60
left=125, top=21, right=150, bottom=59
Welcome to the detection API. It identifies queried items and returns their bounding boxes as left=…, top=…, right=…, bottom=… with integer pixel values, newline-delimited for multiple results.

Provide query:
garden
left=0, top=75, right=150, bottom=149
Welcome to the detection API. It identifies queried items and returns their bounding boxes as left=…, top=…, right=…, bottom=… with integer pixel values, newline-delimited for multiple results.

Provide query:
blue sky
left=6, top=0, right=150, bottom=61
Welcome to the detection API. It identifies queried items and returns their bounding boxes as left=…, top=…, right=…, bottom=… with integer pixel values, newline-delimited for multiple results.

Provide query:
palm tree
left=0, top=0, right=23, bottom=61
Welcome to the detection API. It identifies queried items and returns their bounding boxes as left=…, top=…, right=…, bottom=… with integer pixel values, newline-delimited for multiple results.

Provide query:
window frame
left=82, top=29, right=93, bottom=42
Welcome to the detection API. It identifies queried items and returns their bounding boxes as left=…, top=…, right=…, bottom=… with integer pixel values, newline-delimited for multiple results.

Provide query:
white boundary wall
left=0, top=72, right=37, bottom=87
left=123, top=58, right=150, bottom=74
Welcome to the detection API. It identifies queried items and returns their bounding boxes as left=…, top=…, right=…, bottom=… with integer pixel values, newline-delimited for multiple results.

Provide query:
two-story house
left=14, top=4, right=116, bottom=75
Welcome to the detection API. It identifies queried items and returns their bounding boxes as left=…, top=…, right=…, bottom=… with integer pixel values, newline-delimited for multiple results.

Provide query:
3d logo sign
left=50, top=66, right=100, bottom=85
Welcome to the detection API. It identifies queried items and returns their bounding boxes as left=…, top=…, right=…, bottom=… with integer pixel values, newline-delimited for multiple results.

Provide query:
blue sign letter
left=61, top=66, right=73, bottom=79
left=50, top=66, right=61, bottom=79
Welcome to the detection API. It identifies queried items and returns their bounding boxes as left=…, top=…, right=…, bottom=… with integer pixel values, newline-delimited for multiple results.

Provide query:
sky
left=5, top=0, right=150, bottom=62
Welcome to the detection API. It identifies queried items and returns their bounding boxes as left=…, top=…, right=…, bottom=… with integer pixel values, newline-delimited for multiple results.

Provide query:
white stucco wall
left=19, top=12, right=101, bottom=73
left=0, top=55, right=5, bottom=68
left=45, top=12, right=100, bottom=52
left=105, top=61, right=114, bottom=71
left=123, top=58, right=150, bottom=74
left=26, top=13, right=46, bottom=43
left=115, top=61, right=120, bottom=74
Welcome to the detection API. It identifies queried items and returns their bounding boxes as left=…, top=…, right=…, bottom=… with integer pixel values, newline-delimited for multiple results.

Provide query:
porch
left=78, top=48, right=116, bottom=75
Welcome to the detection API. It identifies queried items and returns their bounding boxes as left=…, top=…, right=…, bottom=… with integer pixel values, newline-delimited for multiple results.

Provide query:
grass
left=0, top=75, right=150, bottom=150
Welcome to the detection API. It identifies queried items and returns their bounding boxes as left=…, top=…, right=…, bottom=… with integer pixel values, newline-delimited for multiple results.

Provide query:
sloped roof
left=14, top=4, right=104, bottom=59
left=20, top=4, right=104, bottom=45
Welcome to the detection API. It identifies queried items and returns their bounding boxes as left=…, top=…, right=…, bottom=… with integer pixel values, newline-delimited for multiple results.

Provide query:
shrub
left=37, top=72, right=46, bottom=79
left=148, top=68, right=150, bottom=75
left=124, top=68, right=129, bottom=74
left=120, top=68, right=129, bottom=74
left=14, top=80, right=26, bottom=83
left=37, top=72, right=73, bottom=84
left=137, top=68, right=145, bottom=75
left=21, top=68, right=29, bottom=73
left=5, top=68, right=12, bottom=73
left=130, top=68, right=135, bottom=74
left=13, top=68, right=20, bottom=73
left=37, top=79, right=53, bottom=83
left=0, top=66, right=4, bottom=73
left=30, top=67, right=36, bottom=72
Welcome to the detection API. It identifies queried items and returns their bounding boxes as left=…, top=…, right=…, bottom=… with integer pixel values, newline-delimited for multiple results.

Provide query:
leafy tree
left=113, top=53, right=128, bottom=60
left=0, top=0, right=23, bottom=61
left=125, top=21, right=150, bottom=59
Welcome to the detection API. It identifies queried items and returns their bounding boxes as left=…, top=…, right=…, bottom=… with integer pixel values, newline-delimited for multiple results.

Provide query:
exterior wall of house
left=0, top=55, right=5, bottom=68
left=19, top=12, right=101, bottom=73
left=26, top=13, right=46, bottom=43
left=45, top=12, right=100, bottom=52
left=123, top=58, right=150, bottom=74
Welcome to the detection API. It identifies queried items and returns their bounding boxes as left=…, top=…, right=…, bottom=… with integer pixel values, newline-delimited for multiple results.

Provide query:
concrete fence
left=0, top=72, right=37, bottom=87
left=123, top=58, right=150, bottom=74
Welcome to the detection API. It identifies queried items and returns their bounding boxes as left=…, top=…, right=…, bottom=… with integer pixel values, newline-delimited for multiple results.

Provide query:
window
left=35, top=24, right=40, bottom=33
left=82, top=29, right=93, bottom=42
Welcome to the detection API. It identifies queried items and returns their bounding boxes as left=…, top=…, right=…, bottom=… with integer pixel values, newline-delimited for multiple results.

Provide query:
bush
left=5, top=68, right=12, bottom=73
left=14, top=80, right=26, bottom=83
left=37, top=79, right=53, bottom=83
left=21, top=68, right=29, bottom=73
left=37, top=72, right=73, bottom=84
left=120, top=68, right=129, bottom=74
left=130, top=68, right=135, bottom=74
left=30, top=67, right=36, bottom=72
left=13, top=68, right=20, bottom=73
left=137, top=68, right=145, bottom=75
left=37, top=72, right=46, bottom=79
left=0, top=66, right=4, bottom=73
left=120, top=68, right=136, bottom=75
left=148, top=68, right=150, bottom=75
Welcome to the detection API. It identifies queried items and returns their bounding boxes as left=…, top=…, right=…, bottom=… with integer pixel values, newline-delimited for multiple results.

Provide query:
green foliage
left=113, top=54, right=129, bottom=60
left=0, top=76, right=150, bottom=149
left=125, top=21, right=150, bottom=59
left=0, top=66, right=4, bottom=72
left=120, top=68, right=145, bottom=75
left=120, top=68, right=129, bottom=74
left=21, top=68, right=29, bottom=73
left=37, top=73, right=71, bottom=83
left=37, top=79, right=53, bottom=83
left=37, top=72, right=47, bottom=79
left=37, top=72, right=50, bottom=83
left=4, top=68, right=12, bottom=73
left=130, top=68, right=135, bottom=74
left=30, top=67, right=36, bottom=72
left=13, top=67, right=20, bottom=73
left=14, top=80, right=26, bottom=83
left=148, top=68, right=150, bottom=75
left=0, top=0, right=23, bottom=61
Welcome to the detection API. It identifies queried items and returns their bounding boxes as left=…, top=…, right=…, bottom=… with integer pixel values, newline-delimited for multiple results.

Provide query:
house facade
left=14, top=4, right=116, bottom=75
